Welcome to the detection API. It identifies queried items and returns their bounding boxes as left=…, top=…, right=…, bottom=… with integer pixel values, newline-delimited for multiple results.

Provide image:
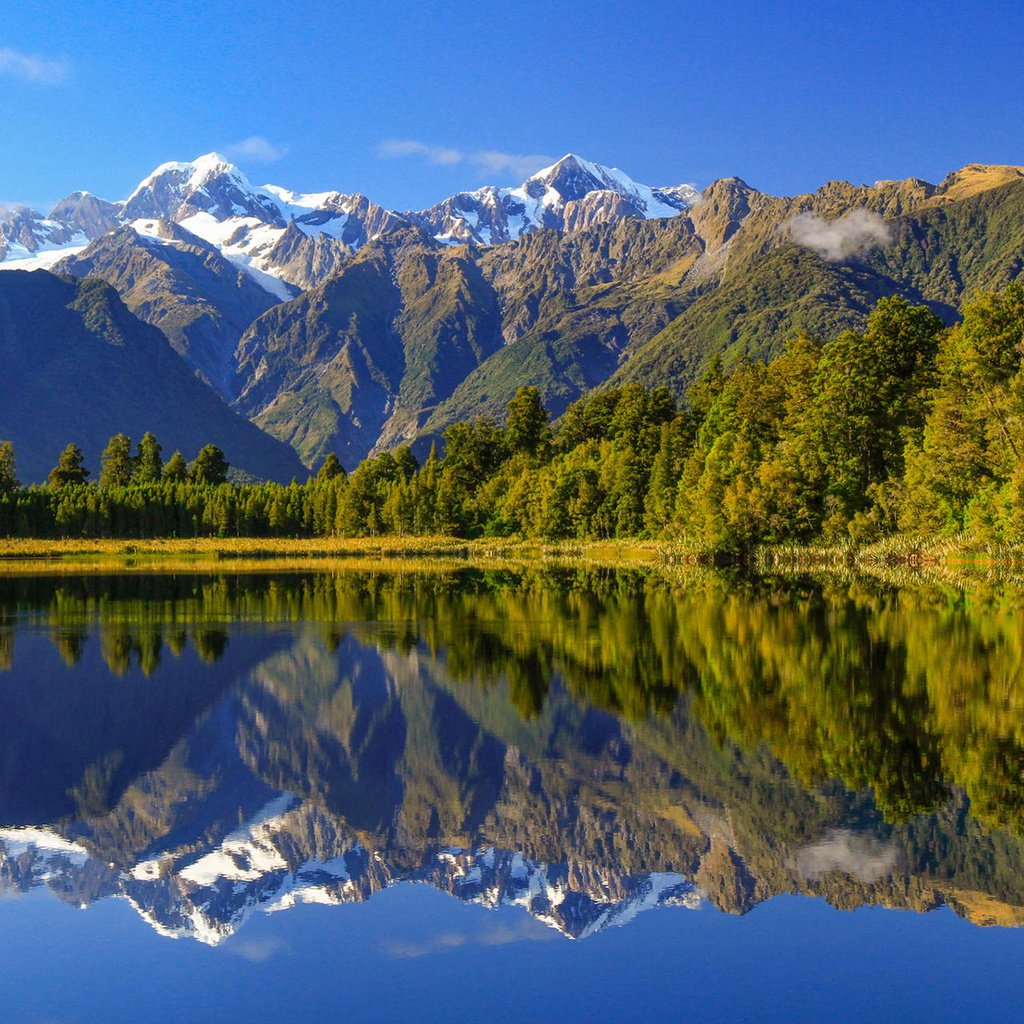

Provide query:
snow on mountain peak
left=0, top=151, right=698, bottom=289
left=416, top=153, right=696, bottom=246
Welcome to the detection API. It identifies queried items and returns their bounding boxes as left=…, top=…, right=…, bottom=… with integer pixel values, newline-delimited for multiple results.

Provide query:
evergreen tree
left=0, top=441, right=18, bottom=494
left=190, top=445, right=229, bottom=485
left=135, top=432, right=163, bottom=483
left=505, top=386, right=551, bottom=458
left=99, top=433, right=135, bottom=489
left=393, top=446, right=419, bottom=480
left=48, top=444, right=89, bottom=487
left=317, top=452, right=344, bottom=480
left=163, top=450, right=188, bottom=482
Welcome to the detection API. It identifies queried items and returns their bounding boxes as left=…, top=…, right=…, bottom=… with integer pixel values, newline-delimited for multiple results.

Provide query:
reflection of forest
left=2, top=568, right=1024, bottom=932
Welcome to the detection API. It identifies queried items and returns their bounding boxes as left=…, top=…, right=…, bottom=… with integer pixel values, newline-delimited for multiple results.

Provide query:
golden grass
left=0, top=536, right=668, bottom=575
left=926, top=164, right=1024, bottom=204
left=2, top=534, right=1023, bottom=582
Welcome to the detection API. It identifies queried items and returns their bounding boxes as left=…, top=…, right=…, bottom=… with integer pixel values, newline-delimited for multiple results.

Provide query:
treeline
left=1, top=282, right=1022, bottom=544
left=9, top=568, right=1024, bottom=832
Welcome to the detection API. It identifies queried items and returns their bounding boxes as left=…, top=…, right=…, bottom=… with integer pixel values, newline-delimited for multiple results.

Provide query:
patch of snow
left=0, top=827, right=90, bottom=862
left=178, top=793, right=298, bottom=886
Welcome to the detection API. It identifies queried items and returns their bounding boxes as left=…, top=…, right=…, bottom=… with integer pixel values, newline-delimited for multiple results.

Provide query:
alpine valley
left=3, top=152, right=1023, bottom=480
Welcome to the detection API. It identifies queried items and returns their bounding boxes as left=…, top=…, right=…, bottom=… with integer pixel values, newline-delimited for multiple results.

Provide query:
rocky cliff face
left=3, top=152, right=1023, bottom=475
left=57, top=221, right=281, bottom=396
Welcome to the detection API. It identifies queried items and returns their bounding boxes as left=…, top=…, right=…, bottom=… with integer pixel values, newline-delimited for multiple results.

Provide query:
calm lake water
left=3, top=566, right=1024, bottom=1023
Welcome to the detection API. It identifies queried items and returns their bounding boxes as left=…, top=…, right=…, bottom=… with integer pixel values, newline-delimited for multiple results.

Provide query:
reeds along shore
left=2, top=535, right=1024, bottom=589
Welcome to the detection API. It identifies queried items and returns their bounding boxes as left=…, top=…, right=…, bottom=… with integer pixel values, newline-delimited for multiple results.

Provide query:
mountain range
left=4, top=570, right=1024, bottom=943
left=2, top=153, right=1023, bottom=478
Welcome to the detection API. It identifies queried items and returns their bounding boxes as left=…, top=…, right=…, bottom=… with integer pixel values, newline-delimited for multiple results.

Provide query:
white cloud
left=0, top=46, right=69, bottom=85
left=377, top=139, right=555, bottom=181
left=377, top=139, right=463, bottom=165
left=787, top=208, right=891, bottom=262
left=224, top=135, right=290, bottom=163
left=472, top=149, right=559, bottom=179
left=795, top=828, right=898, bottom=882
left=382, top=918, right=555, bottom=959
left=225, top=936, right=290, bottom=962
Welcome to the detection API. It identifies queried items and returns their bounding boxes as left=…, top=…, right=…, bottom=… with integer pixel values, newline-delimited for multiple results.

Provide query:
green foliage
left=135, top=432, right=163, bottom=484
left=900, top=282, right=1024, bottom=540
left=163, top=450, right=188, bottom=482
left=317, top=452, right=344, bottom=480
left=48, top=443, right=89, bottom=488
left=4, top=284, right=1024, bottom=547
left=0, top=441, right=18, bottom=494
left=505, top=386, right=552, bottom=458
left=99, top=433, right=135, bottom=489
left=189, top=444, right=229, bottom=485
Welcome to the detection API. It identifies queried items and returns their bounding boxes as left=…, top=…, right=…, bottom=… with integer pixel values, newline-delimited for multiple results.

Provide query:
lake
left=2, top=565, right=1024, bottom=1022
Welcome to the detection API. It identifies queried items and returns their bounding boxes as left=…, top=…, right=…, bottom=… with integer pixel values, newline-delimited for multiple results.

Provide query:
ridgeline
left=2, top=282, right=1023, bottom=553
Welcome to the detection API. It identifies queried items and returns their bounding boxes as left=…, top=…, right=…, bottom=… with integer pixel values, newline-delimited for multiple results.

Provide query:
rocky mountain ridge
left=0, top=152, right=697, bottom=291
left=2, top=153, right=1023, bottom=478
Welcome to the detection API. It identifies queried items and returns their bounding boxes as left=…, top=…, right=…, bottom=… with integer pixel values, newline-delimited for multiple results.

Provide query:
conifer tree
left=163, top=450, right=188, bottom=482
left=48, top=444, right=89, bottom=487
left=317, top=452, right=344, bottom=480
left=505, top=386, right=551, bottom=457
left=99, top=433, right=134, bottom=489
left=189, top=445, right=229, bottom=485
left=135, top=432, right=163, bottom=483
left=0, top=441, right=18, bottom=494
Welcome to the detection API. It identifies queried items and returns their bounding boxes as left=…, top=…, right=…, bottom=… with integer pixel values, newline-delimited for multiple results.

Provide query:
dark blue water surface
left=2, top=568, right=1024, bottom=1023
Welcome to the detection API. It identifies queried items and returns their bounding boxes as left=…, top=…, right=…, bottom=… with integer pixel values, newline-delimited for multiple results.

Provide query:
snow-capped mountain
left=411, top=154, right=699, bottom=245
left=0, top=203, right=90, bottom=268
left=0, top=814, right=698, bottom=946
left=0, top=152, right=696, bottom=295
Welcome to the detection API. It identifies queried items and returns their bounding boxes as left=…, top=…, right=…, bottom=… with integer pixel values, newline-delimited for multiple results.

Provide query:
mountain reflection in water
left=3, top=567, right=1024, bottom=943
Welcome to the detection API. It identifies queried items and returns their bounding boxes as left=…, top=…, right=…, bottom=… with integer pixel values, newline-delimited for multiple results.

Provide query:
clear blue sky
left=3, top=0, right=1023, bottom=211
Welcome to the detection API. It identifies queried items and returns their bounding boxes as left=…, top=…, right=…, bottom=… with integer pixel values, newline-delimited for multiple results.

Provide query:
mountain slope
left=0, top=270, right=307, bottom=483
left=234, top=229, right=503, bottom=467
left=3, top=154, right=1024, bottom=472
left=56, top=221, right=282, bottom=396
left=0, top=152, right=695, bottom=289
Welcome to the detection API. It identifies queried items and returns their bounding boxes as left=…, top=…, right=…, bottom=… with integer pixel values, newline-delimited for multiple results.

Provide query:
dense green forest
left=2, top=281, right=1022, bottom=547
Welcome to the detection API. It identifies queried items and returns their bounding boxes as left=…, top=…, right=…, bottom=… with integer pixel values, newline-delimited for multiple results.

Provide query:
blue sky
left=2, top=0, right=1023, bottom=211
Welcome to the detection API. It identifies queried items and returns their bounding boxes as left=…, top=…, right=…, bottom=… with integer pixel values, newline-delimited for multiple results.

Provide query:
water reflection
left=3, top=568, right=1024, bottom=941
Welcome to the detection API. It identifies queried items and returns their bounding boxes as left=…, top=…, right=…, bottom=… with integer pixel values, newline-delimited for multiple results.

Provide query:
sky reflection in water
left=2, top=567, right=1024, bottom=1022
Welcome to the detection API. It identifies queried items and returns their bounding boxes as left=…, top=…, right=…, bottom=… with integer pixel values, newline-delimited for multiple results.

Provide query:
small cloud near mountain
left=0, top=45, right=69, bottom=85
left=224, top=136, right=290, bottom=163
left=787, top=208, right=891, bottom=261
left=377, top=139, right=463, bottom=166
left=377, top=138, right=556, bottom=180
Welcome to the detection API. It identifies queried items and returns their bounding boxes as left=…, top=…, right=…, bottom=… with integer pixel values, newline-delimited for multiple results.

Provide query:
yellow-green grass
left=0, top=536, right=672, bottom=576
left=3, top=534, right=1023, bottom=580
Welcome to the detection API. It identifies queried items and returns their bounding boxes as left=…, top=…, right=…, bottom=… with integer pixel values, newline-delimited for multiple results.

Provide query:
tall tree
left=99, top=433, right=134, bottom=489
left=135, top=432, right=163, bottom=484
left=316, top=452, right=344, bottom=481
left=48, top=444, right=89, bottom=487
left=505, top=386, right=551, bottom=458
left=163, top=450, right=188, bottom=482
left=0, top=441, right=18, bottom=493
left=190, top=445, right=229, bottom=485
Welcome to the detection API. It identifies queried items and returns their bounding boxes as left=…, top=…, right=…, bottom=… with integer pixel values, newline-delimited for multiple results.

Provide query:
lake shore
left=0, top=534, right=1021, bottom=579
left=0, top=536, right=669, bottom=574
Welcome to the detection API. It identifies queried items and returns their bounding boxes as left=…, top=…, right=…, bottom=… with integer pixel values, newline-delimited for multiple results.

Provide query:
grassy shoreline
left=0, top=534, right=1022, bottom=578
left=0, top=536, right=669, bottom=575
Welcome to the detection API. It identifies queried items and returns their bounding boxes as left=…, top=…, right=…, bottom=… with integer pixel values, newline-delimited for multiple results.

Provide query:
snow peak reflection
left=2, top=567, right=1024, bottom=940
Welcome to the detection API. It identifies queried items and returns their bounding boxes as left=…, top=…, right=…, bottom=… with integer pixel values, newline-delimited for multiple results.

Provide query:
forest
left=1, top=281, right=1022, bottom=548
